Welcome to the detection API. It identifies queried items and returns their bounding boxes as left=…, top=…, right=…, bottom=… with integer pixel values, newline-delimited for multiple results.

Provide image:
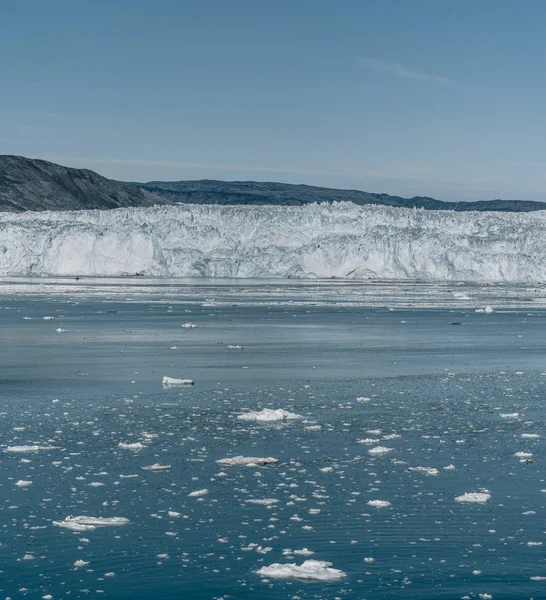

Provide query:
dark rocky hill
left=1, top=155, right=545, bottom=213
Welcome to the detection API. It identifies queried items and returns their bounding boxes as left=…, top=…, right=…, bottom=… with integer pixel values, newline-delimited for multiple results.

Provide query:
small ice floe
left=500, top=413, right=519, bottom=419
left=168, top=511, right=181, bottom=518
left=443, top=464, right=456, bottom=470
left=43, top=316, right=55, bottom=320
left=367, top=500, right=391, bottom=509
left=227, top=345, right=244, bottom=349
left=162, top=376, right=194, bottom=386
left=141, top=464, right=171, bottom=471
left=55, top=328, right=67, bottom=332
left=475, top=306, right=494, bottom=313
left=408, top=466, right=439, bottom=476
left=257, top=559, right=346, bottom=581
left=53, top=516, right=129, bottom=531
left=237, top=408, right=302, bottom=422
left=245, top=499, right=279, bottom=506
left=118, top=442, right=145, bottom=450
left=522, top=433, right=540, bottom=439
left=5, top=445, right=58, bottom=453
left=357, top=438, right=381, bottom=445
left=368, top=446, right=393, bottom=456
left=515, top=452, right=533, bottom=459
left=216, top=456, right=278, bottom=467
left=356, top=396, right=371, bottom=402
left=530, top=576, right=546, bottom=580
left=74, top=560, right=89, bottom=567
left=364, top=557, right=375, bottom=563
left=188, top=489, right=208, bottom=497
left=15, top=480, right=32, bottom=487
left=527, top=542, right=543, bottom=546
left=181, top=322, right=197, bottom=328
left=455, top=492, right=491, bottom=504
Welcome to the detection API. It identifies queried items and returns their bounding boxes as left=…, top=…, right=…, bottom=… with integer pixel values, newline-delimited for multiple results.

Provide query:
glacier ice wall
left=0, top=202, right=544, bottom=281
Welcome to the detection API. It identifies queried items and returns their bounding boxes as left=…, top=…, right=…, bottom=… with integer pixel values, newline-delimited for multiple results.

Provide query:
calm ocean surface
left=1, top=283, right=545, bottom=599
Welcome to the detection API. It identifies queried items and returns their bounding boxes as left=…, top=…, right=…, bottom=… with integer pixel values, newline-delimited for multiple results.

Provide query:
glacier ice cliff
left=0, top=202, right=544, bottom=281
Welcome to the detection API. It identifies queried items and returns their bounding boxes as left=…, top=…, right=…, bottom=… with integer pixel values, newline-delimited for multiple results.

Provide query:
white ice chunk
left=257, top=559, right=346, bottom=581
left=162, top=376, right=194, bottom=386
left=5, top=445, right=59, bottom=452
left=141, top=464, right=171, bottom=471
left=367, top=500, right=391, bottom=508
left=188, top=489, right=209, bottom=497
left=237, top=408, right=302, bottom=422
left=216, top=455, right=279, bottom=467
left=455, top=492, right=491, bottom=504
left=118, top=442, right=145, bottom=450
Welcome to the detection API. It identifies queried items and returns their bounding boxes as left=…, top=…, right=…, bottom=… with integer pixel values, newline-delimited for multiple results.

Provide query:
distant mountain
left=0, top=155, right=170, bottom=212
left=136, top=179, right=546, bottom=212
left=1, top=155, right=545, bottom=213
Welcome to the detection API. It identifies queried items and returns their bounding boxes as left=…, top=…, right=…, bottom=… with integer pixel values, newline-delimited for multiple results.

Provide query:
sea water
left=1, top=281, right=545, bottom=599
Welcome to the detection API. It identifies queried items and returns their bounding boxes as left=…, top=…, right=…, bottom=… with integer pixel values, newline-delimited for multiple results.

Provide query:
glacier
left=0, top=202, right=544, bottom=281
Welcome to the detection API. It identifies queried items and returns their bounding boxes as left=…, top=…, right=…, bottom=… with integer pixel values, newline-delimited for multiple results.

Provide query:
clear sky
left=2, top=0, right=546, bottom=201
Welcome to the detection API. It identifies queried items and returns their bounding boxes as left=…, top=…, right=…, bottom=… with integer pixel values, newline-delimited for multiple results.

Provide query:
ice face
left=0, top=202, right=544, bottom=281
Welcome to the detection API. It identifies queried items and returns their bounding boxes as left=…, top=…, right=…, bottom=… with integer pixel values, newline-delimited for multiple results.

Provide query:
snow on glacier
left=0, top=202, right=544, bottom=280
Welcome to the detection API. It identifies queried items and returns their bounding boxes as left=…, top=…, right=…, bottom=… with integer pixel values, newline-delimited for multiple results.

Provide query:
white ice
left=237, top=408, right=302, bottom=422
left=1, top=202, right=545, bottom=282
left=257, top=559, right=346, bottom=581
left=216, top=456, right=279, bottom=467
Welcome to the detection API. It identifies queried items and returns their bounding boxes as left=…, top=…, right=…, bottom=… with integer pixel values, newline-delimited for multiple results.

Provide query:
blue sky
left=2, top=0, right=546, bottom=201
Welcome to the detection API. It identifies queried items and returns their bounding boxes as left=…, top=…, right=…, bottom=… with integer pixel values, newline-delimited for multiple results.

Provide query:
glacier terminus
left=0, top=201, right=544, bottom=281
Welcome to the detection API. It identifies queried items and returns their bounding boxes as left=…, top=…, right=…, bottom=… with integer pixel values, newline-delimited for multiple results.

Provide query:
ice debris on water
left=181, top=322, right=197, bottom=328
left=188, top=489, right=209, bottom=497
left=118, top=442, right=145, bottom=450
left=367, top=500, right=391, bottom=508
left=53, top=516, right=129, bottom=531
left=15, top=480, right=32, bottom=487
left=216, top=456, right=279, bottom=467
left=455, top=492, right=491, bottom=504
left=368, top=446, right=393, bottom=456
left=5, top=445, right=59, bottom=452
left=245, top=499, right=279, bottom=505
left=237, top=408, right=302, bottom=422
left=408, top=466, right=439, bottom=476
left=141, top=464, right=171, bottom=471
left=257, top=559, right=346, bottom=581
left=162, top=376, right=194, bottom=386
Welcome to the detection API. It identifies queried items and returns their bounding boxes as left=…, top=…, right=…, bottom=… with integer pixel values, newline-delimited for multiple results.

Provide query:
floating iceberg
left=455, top=492, right=491, bottom=504
left=5, top=445, right=59, bottom=453
left=257, top=559, right=346, bottom=581
left=53, top=516, right=129, bottom=531
left=188, top=489, right=209, bottom=497
left=141, top=464, right=171, bottom=471
left=237, top=408, right=302, bottom=422
left=118, top=442, right=145, bottom=450
left=367, top=500, right=391, bottom=508
left=162, top=376, right=194, bottom=386
left=216, top=456, right=279, bottom=467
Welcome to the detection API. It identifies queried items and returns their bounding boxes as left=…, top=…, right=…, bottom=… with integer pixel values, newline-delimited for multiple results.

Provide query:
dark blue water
left=1, top=295, right=545, bottom=599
